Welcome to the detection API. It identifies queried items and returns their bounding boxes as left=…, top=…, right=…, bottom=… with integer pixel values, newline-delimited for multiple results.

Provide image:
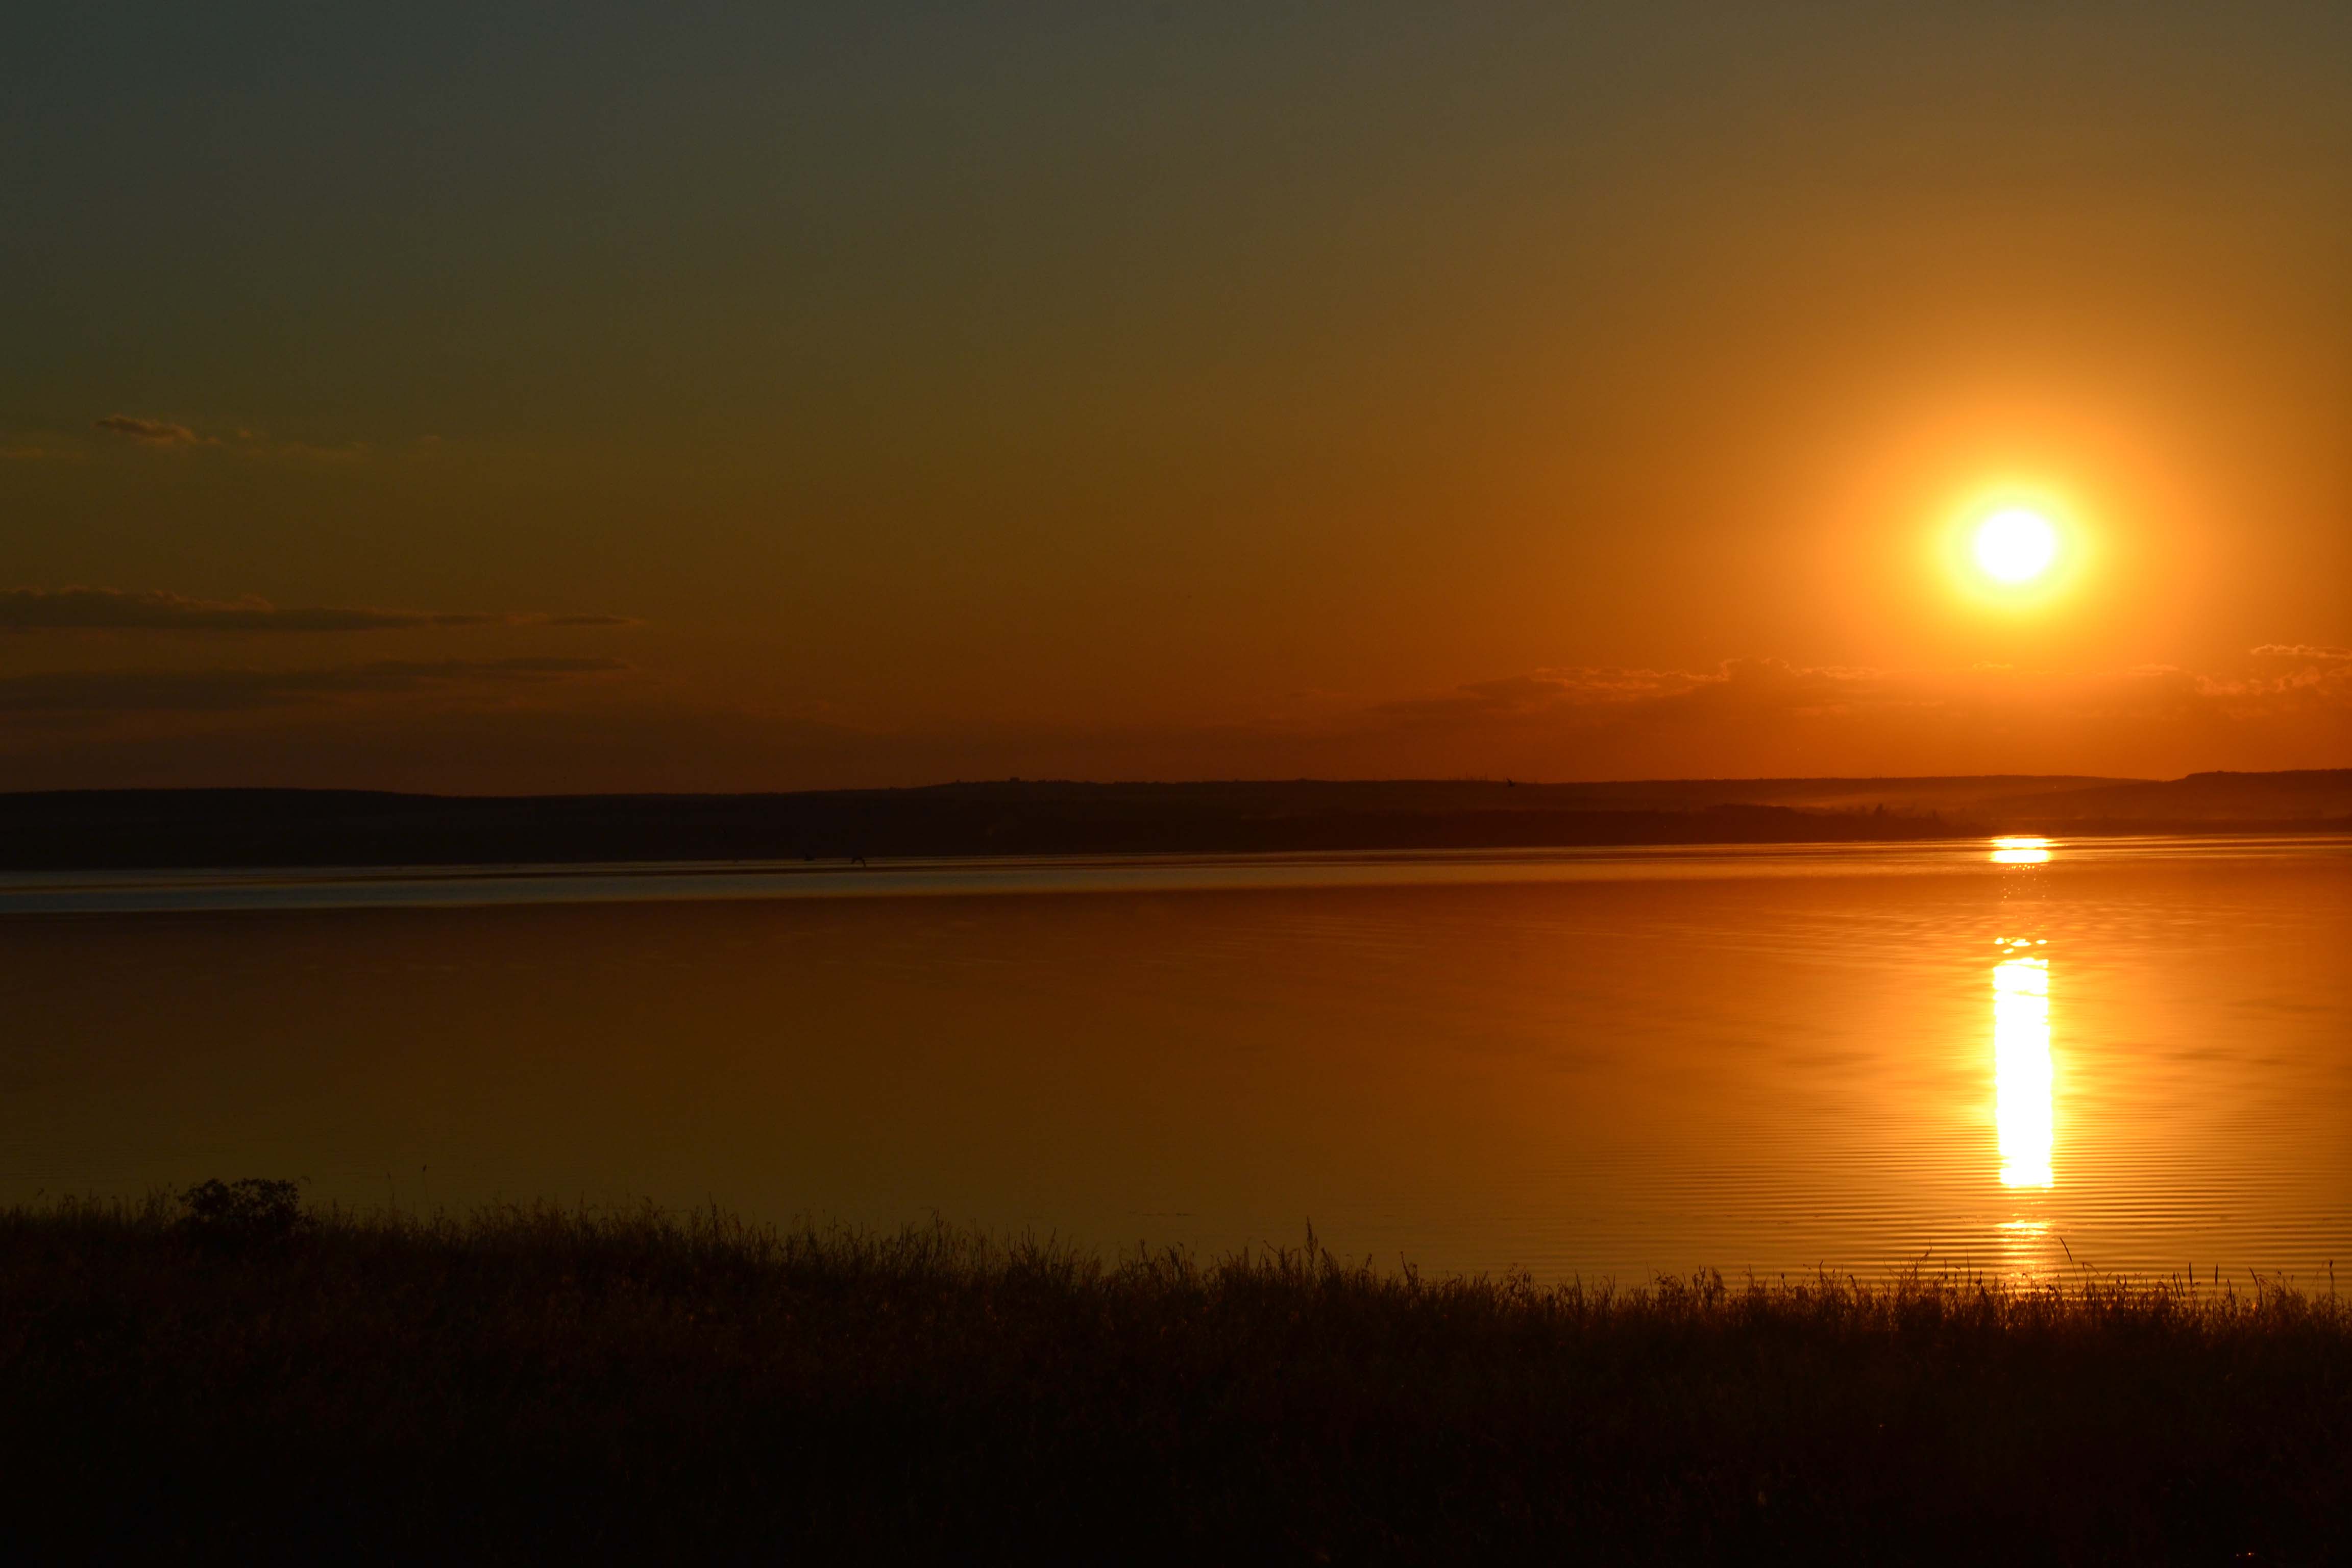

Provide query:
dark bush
left=177, top=1177, right=307, bottom=1247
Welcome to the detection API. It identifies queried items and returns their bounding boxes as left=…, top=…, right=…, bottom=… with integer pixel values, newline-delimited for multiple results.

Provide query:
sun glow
left=1934, top=485, right=2091, bottom=611
left=1973, top=507, right=2060, bottom=583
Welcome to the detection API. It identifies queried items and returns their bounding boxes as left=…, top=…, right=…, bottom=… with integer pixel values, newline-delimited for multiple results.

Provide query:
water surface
left=3, top=836, right=2345, bottom=1282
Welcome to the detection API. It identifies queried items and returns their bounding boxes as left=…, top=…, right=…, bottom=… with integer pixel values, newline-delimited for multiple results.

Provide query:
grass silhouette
left=0, top=1189, right=2344, bottom=1562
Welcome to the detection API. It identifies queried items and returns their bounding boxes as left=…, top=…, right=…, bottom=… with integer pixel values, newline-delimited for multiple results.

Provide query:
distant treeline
left=2, top=771, right=2345, bottom=870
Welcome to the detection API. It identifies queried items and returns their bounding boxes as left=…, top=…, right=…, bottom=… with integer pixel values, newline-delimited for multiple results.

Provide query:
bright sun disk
left=1973, top=507, right=2060, bottom=584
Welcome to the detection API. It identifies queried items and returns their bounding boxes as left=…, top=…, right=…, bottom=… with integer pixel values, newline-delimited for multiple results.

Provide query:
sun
left=1972, top=506, right=2061, bottom=584
left=1934, top=483, right=2090, bottom=610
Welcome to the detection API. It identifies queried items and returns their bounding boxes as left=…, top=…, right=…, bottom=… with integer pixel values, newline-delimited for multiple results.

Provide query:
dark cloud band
left=0, top=658, right=628, bottom=716
left=93, top=415, right=206, bottom=446
left=0, top=588, right=634, bottom=633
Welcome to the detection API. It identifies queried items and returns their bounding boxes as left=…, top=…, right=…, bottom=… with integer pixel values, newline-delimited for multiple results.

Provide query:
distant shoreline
left=3, top=771, right=2347, bottom=871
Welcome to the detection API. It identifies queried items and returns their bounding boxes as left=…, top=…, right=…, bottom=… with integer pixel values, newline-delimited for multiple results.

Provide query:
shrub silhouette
left=177, top=1178, right=306, bottom=1246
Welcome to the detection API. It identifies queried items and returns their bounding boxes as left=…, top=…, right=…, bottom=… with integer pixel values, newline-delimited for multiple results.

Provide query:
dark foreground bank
left=2, top=1190, right=2346, bottom=1564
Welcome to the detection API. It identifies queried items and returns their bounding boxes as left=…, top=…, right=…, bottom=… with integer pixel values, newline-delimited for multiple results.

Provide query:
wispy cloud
left=2191, top=646, right=2352, bottom=712
left=1309, top=648, right=2352, bottom=780
left=0, top=649, right=2340, bottom=792
left=0, top=658, right=628, bottom=717
left=84, top=416, right=393, bottom=461
left=0, top=587, right=636, bottom=633
left=1364, top=648, right=2352, bottom=735
left=2246, top=644, right=2352, bottom=665
left=93, top=414, right=209, bottom=447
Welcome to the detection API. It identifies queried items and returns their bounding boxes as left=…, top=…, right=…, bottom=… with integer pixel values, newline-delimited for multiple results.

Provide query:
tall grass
left=0, top=1192, right=2344, bottom=1562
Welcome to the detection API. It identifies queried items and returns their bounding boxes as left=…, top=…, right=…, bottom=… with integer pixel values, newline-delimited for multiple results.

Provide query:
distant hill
left=0, top=772, right=2343, bottom=871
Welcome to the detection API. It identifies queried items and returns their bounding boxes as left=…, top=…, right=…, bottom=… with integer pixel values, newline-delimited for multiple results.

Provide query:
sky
left=4, top=1, right=2348, bottom=791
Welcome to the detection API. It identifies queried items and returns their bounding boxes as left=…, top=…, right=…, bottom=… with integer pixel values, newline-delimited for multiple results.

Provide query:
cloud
left=2189, top=645, right=2352, bottom=712
left=1312, top=649, right=2352, bottom=781
left=2246, top=644, right=2352, bottom=665
left=1366, top=650, right=2352, bottom=736
left=0, top=658, right=628, bottom=717
left=93, top=414, right=209, bottom=446
left=85, top=418, right=390, bottom=461
left=0, top=648, right=2340, bottom=793
left=0, top=587, right=636, bottom=633
left=1367, top=667, right=1707, bottom=727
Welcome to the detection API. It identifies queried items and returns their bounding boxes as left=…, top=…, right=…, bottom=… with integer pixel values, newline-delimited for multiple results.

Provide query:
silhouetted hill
left=2, top=771, right=2343, bottom=871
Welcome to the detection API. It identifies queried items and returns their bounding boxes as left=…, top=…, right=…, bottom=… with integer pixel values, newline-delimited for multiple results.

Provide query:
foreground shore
left=1, top=1189, right=2345, bottom=1563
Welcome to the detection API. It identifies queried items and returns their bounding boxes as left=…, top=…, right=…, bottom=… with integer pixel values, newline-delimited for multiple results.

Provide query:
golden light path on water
left=1994, top=946, right=2054, bottom=1189
left=1990, top=834, right=2056, bottom=1276
left=1990, top=835, right=2054, bottom=866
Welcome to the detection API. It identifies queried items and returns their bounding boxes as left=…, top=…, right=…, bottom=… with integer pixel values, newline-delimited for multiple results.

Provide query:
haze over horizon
left=6, top=3, right=2348, bottom=793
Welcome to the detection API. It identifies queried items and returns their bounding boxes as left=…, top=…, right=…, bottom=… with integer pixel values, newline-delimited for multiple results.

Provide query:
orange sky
left=4, top=4, right=2347, bottom=790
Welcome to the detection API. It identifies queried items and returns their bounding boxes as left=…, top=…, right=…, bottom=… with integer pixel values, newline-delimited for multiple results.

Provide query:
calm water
left=3, top=836, right=2347, bottom=1283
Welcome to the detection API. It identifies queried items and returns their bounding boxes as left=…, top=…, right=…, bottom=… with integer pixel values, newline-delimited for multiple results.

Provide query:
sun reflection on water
left=1990, top=836, right=2053, bottom=865
left=1993, top=948, right=2053, bottom=1189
